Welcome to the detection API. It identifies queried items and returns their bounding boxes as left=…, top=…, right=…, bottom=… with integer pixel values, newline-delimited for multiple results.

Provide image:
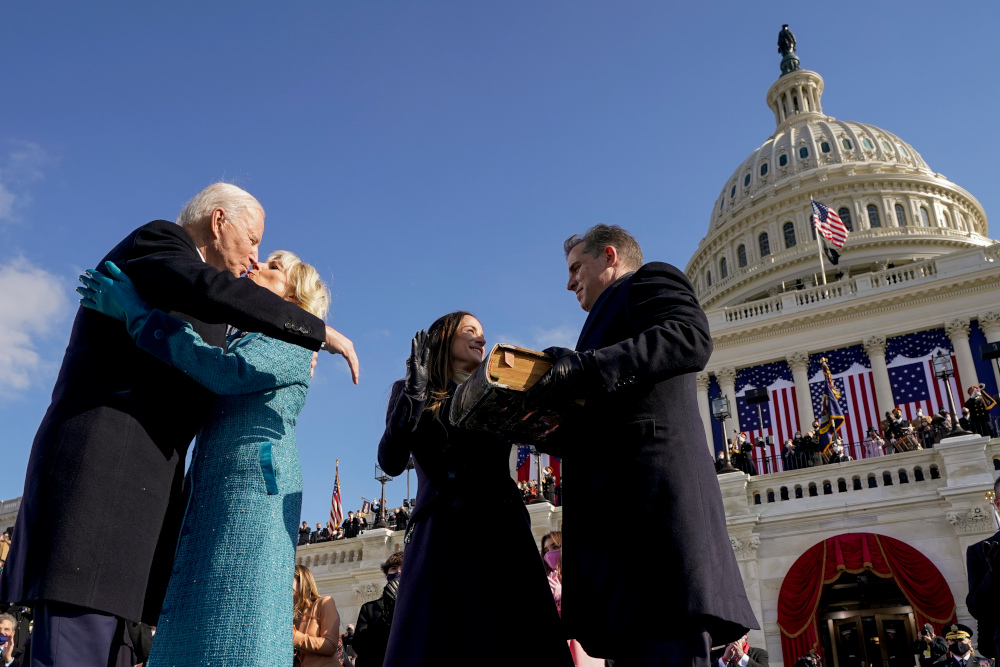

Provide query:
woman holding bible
left=377, top=311, right=572, bottom=667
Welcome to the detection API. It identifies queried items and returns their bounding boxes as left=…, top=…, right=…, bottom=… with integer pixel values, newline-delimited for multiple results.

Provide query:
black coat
left=353, top=598, right=389, bottom=667
left=0, top=221, right=325, bottom=624
left=966, top=529, right=1000, bottom=659
left=540, top=263, right=759, bottom=655
left=377, top=381, right=573, bottom=667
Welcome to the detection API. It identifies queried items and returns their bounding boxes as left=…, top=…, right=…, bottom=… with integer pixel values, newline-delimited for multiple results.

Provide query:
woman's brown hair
left=424, top=311, right=475, bottom=419
left=294, top=564, right=321, bottom=623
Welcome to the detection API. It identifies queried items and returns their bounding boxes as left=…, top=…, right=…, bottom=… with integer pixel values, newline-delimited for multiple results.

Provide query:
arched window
left=760, top=162, right=768, bottom=176
left=881, top=140, right=892, bottom=152
left=737, top=244, right=747, bottom=268
left=862, top=138, right=874, bottom=150
left=799, top=146, right=809, bottom=159
left=838, top=207, right=853, bottom=231
left=759, top=232, right=771, bottom=257
left=867, top=204, right=881, bottom=228
left=719, top=198, right=725, bottom=212
left=897, top=144, right=909, bottom=158
left=731, top=185, right=736, bottom=198
left=779, top=154, right=788, bottom=167
left=720, top=257, right=728, bottom=279
left=842, top=138, right=853, bottom=150
left=783, top=222, right=796, bottom=248
left=895, top=203, right=907, bottom=226
left=706, top=270, right=713, bottom=287
left=820, top=141, right=831, bottom=153
left=744, top=173, right=751, bottom=187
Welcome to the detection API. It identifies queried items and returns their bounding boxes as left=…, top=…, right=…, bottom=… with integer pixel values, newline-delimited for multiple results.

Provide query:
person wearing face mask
left=377, top=312, right=573, bottom=667
left=352, top=553, right=403, bottom=667
left=542, top=532, right=602, bottom=667
left=863, top=428, right=885, bottom=458
left=933, top=624, right=986, bottom=667
left=913, top=623, right=948, bottom=667
left=966, top=477, right=1000, bottom=662
left=826, top=439, right=852, bottom=464
left=965, top=386, right=998, bottom=437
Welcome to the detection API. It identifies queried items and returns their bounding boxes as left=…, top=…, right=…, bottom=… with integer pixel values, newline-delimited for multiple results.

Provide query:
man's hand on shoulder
left=324, top=325, right=360, bottom=384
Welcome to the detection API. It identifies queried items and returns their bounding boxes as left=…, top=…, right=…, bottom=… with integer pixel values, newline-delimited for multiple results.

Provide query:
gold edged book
left=449, top=343, right=566, bottom=441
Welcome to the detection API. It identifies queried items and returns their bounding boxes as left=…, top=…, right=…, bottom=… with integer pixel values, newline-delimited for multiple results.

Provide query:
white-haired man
left=0, top=183, right=358, bottom=667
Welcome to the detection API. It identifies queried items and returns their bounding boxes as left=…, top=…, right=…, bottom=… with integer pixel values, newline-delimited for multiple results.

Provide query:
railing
left=0, top=497, right=21, bottom=517
left=869, top=260, right=937, bottom=288
left=793, top=280, right=857, bottom=306
left=725, top=297, right=783, bottom=322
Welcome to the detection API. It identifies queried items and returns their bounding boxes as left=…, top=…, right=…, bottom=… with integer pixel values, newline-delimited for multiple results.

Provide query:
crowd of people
left=297, top=507, right=413, bottom=546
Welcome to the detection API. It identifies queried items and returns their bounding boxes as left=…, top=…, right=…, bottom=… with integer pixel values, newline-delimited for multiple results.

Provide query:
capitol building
left=2, top=28, right=998, bottom=667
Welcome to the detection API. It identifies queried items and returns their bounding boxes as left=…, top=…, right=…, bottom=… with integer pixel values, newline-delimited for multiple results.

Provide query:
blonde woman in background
left=293, top=565, right=342, bottom=667
left=78, top=250, right=330, bottom=667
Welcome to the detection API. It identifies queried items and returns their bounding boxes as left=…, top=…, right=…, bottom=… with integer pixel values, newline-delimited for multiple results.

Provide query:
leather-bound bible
left=449, top=343, right=565, bottom=441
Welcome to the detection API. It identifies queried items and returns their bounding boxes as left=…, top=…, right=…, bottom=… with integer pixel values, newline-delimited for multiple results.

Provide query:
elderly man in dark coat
left=966, top=478, right=1000, bottom=661
left=529, top=224, right=759, bottom=666
left=0, top=183, right=359, bottom=667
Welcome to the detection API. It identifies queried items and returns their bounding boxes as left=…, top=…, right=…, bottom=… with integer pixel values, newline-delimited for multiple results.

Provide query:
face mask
left=543, top=549, right=561, bottom=570
left=950, top=642, right=971, bottom=656
left=0, top=636, right=8, bottom=646
left=833, top=445, right=843, bottom=454
left=386, top=572, right=400, bottom=584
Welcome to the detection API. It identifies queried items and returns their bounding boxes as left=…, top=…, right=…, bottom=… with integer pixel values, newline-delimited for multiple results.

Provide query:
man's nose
left=566, top=276, right=576, bottom=291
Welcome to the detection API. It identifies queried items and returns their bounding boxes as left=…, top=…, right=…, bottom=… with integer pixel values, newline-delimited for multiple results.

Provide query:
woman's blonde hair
left=294, top=564, right=321, bottom=623
left=267, top=250, right=330, bottom=319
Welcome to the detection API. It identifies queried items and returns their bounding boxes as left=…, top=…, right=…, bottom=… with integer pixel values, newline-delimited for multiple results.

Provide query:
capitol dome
left=687, top=46, right=992, bottom=311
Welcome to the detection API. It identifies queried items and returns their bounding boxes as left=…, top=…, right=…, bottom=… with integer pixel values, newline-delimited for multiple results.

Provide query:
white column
left=945, top=319, right=979, bottom=398
left=978, top=311, right=1000, bottom=392
left=716, top=366, right=741, bottom=443
left=863, top=335, right=896, bottom=420
left=696, top=372, right=714, bottom=459
left=786, top=351, right=815, bottom=430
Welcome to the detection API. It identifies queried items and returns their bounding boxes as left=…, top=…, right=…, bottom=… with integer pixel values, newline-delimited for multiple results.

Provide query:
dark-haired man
left=529, top=224, right=758, bottom=666
left=353, top=552, right=403, bottom=667
left=966, top=479, right=1000, bottom=661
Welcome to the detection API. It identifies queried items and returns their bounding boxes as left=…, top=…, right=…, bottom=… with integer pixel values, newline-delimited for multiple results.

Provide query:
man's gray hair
left=176, top=182, right=263, bottom=229
left=0, top=612, right=15, bottom=628
left=563, top=224, right=643, bottom=271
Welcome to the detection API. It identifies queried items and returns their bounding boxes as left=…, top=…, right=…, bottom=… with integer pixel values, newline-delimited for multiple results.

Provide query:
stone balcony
left=708, top=242, right=1000, bottom=338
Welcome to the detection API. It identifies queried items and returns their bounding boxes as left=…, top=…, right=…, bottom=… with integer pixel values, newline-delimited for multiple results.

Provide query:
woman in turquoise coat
left=78, top=250, right=335, bottom=667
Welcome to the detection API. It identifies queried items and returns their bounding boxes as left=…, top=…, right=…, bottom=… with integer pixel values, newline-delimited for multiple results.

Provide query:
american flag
left=885, top=328, right=963, bottom=421
left=734, top=361, right=801, bottom=473
left=516, top=445, right=561, bottom=488
left=812, top=199, right=849, bottom=248
left=327, top=460, right=344, bottom=532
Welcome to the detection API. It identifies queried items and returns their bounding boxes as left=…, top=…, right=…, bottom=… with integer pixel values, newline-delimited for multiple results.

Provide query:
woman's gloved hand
left=404, top=329, right=430, bottom=401
left=77, top=261, right=152, bottom=339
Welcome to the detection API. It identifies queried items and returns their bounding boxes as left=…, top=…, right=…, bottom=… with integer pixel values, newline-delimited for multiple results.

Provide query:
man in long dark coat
left=966, top=478, right=1000, bottom=661
left=0, top=183, right=359, bottom=667
left=529, top=224, right=759, bottom=666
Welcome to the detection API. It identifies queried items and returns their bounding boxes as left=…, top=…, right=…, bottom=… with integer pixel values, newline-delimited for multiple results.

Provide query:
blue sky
left=2, top=2, right=998, bottom=524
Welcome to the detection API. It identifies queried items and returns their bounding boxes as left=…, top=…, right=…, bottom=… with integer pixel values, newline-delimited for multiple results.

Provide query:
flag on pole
left=811, top=199, right=849, bottom=248
left=327, top=460, right=344, bottom=532
left=816, top=357, right=846, bottom=451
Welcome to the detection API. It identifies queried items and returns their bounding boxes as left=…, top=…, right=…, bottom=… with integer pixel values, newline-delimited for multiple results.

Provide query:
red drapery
left=777, top=533, right=956, bottom=663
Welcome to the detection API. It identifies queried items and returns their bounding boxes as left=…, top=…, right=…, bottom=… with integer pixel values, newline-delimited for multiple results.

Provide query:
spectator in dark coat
left=711, top=633, right=768, bottom=667
left=353, top=552, right=403, bottom=667
left=299, top=522, right=313, bottom=546
left=912, top=623, right=948, bottom=667
left=378, top=313, right=573, bottom=667
left=341, top=513, right=360, bottom=539
left=528, top=225, right=758, bottom=665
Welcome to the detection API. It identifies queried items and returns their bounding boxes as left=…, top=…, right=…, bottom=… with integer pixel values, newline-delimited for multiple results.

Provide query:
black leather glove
left=984, top=539, right=1000, bottom=574
left=381, top=578, right=399, bottom=625
left=404, top=330, right=430, bottom=400
left=526, top=348, right=600, bottom=407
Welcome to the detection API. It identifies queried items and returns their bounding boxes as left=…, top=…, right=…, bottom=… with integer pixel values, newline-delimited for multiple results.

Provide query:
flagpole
left=810, top=197, right=827, bottom=286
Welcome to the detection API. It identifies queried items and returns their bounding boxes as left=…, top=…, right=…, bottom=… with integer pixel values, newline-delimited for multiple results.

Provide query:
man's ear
left=604, top=245, right=619, bottom=268
left=210, top=208, right=226, bottom=240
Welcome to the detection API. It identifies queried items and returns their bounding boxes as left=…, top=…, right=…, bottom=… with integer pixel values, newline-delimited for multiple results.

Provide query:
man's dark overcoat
left=352, top=598, right=389, bottom=667
left=966, top=529, right=1000, bottom=659
left=541, top=262, right=759, bottom=656
left=377, top=381, right=573, bottom=667
left=0, top=220, right=325, bottom=624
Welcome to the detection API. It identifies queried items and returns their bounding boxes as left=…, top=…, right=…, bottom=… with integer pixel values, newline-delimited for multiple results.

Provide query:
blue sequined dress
left=135, top=310, right=312, bottom=667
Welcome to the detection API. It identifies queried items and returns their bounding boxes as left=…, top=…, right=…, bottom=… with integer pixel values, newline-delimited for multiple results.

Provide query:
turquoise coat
left=135, top=309, right=312, bottom=667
